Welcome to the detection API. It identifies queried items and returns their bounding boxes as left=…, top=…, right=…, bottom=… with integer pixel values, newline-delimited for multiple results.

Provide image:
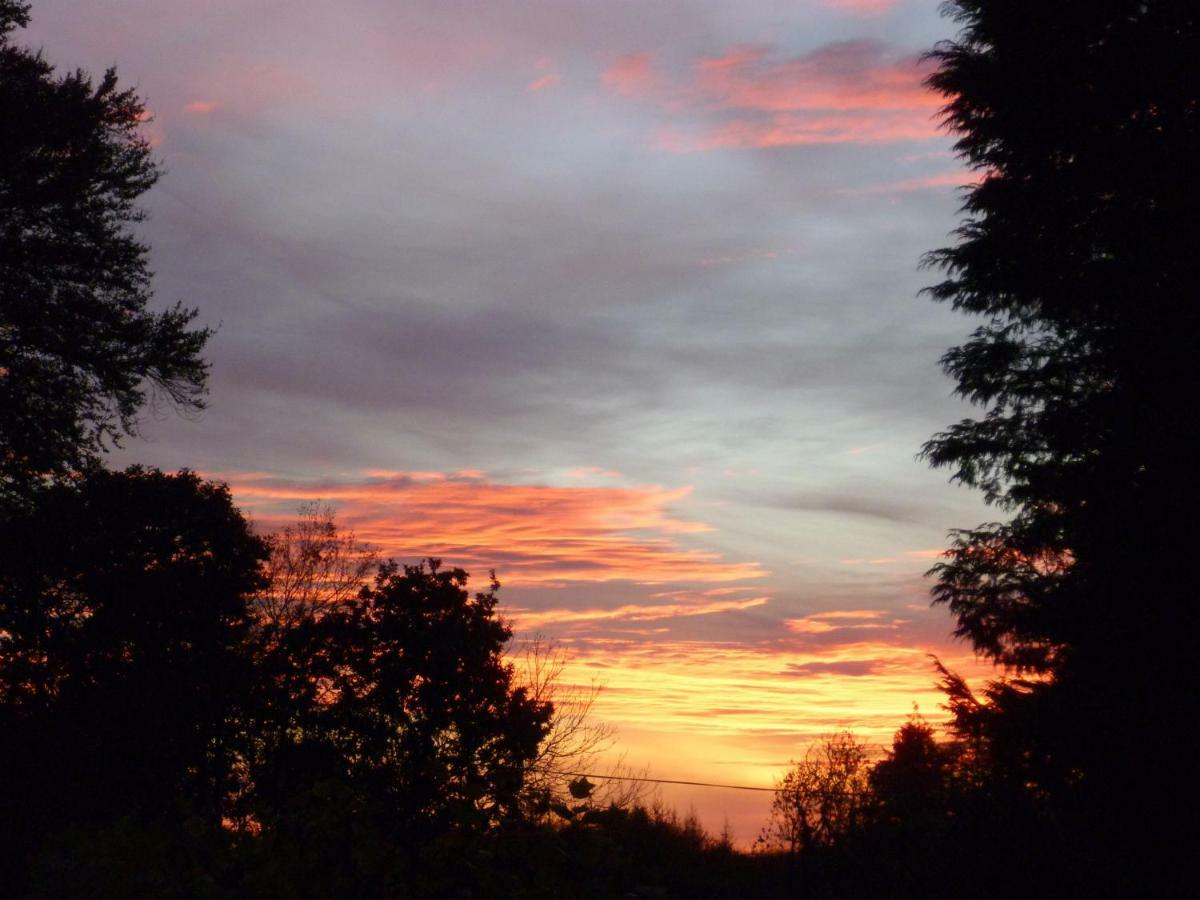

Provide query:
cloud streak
left=606, top=39, right=940, bottom=151
left=222, top=470, right=766, bottom=587
left=510, top=595, right=769, bottom=630
left=565, top=636, right=989, bottom=748
left=820, top=0, right=901, bottom=16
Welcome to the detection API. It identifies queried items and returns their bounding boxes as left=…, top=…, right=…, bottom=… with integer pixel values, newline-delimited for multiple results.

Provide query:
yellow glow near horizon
left=533, top=638, right=991, bottom=846
left=222, top=469, right=987, bottom=845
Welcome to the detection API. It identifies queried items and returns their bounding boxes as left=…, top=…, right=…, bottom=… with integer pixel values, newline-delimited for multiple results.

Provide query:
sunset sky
left=27, top=0, right=993, bottom=841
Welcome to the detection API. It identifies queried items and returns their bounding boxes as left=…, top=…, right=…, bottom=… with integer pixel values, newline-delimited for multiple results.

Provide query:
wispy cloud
left=527, top=73, right=560, bottom=92
left=693, top=42, right=934, bottom=114
left=820, top=0, right=901, bottom=16
left=654, top=112, right=935, bottom=151
left=784, top=608, right=899, bottom=635
left=839, top=548, right=943, bottom=566
left=837, top=169, right=978, bottom=195
left=221, top=470, right=766, bottom=586
left=510, top=595, right=769, bottom=630
left=601, top=51, right=656, bottom=97
left=564, top=637, right=987, bottom=746
left=605, top=40, right=939, bottom=151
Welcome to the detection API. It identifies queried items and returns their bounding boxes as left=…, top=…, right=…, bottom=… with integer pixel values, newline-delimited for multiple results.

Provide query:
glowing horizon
left=221, top=466, right=992, bottom=844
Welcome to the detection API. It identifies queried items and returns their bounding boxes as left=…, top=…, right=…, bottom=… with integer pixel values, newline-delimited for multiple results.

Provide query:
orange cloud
left=784, top=608, right=901, bottom=635
left=531, top=607, right=992, bottom=846
left=220, top=470, right=765, bottom=587
left=564, top=466, right=624, bottom=480
left=510, top=595, right=769, bottom=630
left=184, top=100, right=219, bottom=114
left=560, top=636, right=991, bottom=752
left=839, top=548, right=945, bottom=566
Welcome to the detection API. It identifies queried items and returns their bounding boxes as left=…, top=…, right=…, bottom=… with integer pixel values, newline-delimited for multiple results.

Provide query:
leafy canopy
left=0, top=467, right=268, bottom=882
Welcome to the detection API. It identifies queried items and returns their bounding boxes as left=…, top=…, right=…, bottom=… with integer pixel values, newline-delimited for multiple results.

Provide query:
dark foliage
left=244, top=562, right=553, bottom=856
left=868, top=715, right=951, bottom=827
left=0, top=474, right=561, bottom=899
left=921, top=0, right=1199, bottom=888
left=0, top=5, right=210, bottom=501
left=759, top=732, right=871, bottom=856
left=0, top=468, right=267, bottom=896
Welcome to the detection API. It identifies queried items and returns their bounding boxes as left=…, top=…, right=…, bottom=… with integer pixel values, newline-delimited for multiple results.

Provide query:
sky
left=25, top=0, right=994, bottom=843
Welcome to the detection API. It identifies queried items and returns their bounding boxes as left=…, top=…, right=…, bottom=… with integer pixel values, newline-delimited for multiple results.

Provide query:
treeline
left=753, top=720, right=1088, bottom=898
left=0, top=469, right=754, bottom=898
left=0, top=465, right=1083, bottom=898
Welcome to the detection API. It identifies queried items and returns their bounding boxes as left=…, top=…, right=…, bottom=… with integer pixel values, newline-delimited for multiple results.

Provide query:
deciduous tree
left=256, top=502, right=378, bottom=631
left=246, top=560, right=553, bottom=845
left=759, top=732, right=870, bottom=855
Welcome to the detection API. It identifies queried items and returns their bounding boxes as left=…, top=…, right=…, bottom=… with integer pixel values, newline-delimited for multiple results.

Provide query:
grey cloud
left=784, top=660, right=882, bottom=677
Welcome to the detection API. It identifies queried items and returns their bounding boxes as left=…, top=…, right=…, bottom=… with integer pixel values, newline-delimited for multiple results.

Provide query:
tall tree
left=922, top=0, right=1199, bottom=878
left=0, top=3, right=210, bottom=500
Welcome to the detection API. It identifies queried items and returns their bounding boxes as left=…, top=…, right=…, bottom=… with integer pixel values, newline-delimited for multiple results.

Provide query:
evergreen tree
left=0, top=3, right=210, bottom=501
left=923, top=0, right=1199, bottom=882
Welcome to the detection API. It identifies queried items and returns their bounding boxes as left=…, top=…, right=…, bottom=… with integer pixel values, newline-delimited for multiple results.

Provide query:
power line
left=546, top=769, right=778, bottom=794
left=543, top=768, right=867, bottom=797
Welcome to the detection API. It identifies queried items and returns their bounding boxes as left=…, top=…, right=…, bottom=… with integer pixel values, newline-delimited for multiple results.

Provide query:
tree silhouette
left=923, top=1, right=1199, bottom=884
left=255, top=502, right=379, bottom=631
left=0, top=4, right=210, bottom=501
left=0, top=467, right=267, bottom=891
left=868, top=713, right=950, bottom=828
left=513, top=635, right=625, bottom=820
left=245, top=560, right=553, bottom=854
left=759, top=732, right=870, bottom=855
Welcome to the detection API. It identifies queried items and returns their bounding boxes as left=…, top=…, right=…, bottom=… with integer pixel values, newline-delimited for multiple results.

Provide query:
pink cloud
left=183, top=99, right=219, bottom=114
left=838, top=169, right=979, bottom=195
left=602, top=51, right=656, bottom=97
left=564, top=466, right=624, bottom=480
left=527, top=73, right=560, bottom=92
left=820, top=0, right=899, bottom=15
left=694, top=41, right=937, bottom=114
left=655, top=111, right=937, bottom=152
left=839, top=548, right=946, bottom=566
left=605, top=40, right=939, bottom=151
